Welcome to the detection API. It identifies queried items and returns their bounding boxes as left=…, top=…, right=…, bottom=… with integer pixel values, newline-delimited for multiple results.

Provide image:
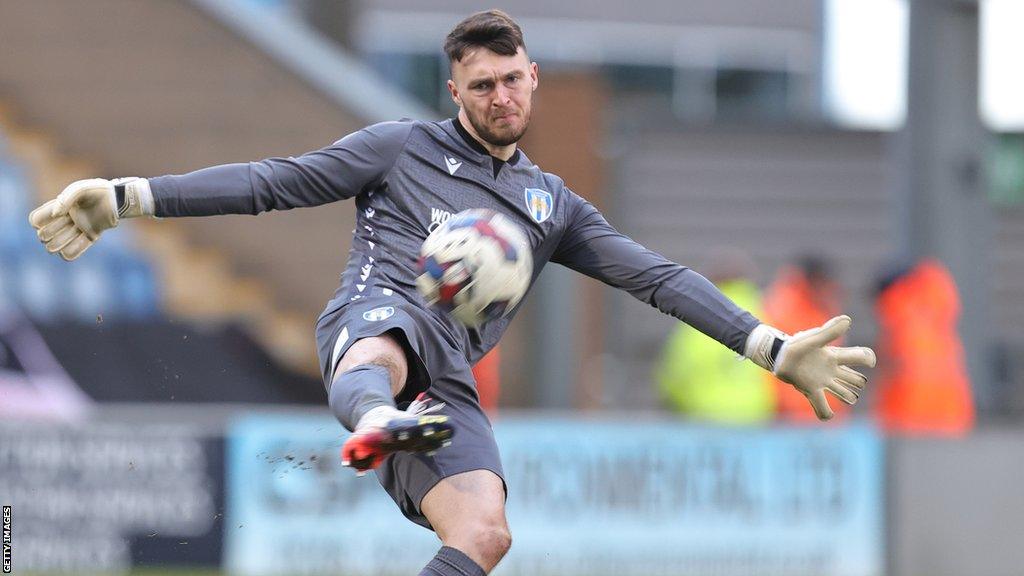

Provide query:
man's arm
left=151, top=121, right=414, bottom=217
left=552, top=192, right=875, bottom=420
left=551, top=192, right=758, bottom=354
left=28, top=121, right=414, bottom=259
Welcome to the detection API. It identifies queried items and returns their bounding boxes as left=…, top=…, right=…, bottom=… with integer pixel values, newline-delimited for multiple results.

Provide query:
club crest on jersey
left=363, top=306, right=395, bottom=322
left=524, top=188, right=553, bottom=223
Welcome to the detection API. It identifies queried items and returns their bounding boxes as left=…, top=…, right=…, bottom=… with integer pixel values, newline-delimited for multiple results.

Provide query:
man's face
left=448, top=47, right=538, bottom=147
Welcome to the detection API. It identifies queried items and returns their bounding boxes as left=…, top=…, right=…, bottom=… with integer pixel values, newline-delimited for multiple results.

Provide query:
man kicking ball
left=29, top=10, right=875, bottom=576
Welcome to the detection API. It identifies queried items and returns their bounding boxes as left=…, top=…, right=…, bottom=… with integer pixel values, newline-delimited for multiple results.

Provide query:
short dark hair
left=444, top=9, right=526, bottom=63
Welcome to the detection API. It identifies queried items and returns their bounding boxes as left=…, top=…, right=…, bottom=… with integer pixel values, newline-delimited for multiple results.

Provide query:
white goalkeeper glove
left=746, top=315, right=876, bottom=420
left=28, top=177, right=154, bottom=261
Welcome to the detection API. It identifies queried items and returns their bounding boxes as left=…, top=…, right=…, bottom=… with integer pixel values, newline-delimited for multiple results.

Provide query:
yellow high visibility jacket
left=656, top=279, right=776, bottom=424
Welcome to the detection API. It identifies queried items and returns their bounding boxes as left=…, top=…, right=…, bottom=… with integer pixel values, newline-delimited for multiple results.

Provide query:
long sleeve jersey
left=148, top=118, right=760, bottom=364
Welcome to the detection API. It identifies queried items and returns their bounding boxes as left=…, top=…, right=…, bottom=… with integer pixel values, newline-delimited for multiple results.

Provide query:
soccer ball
left=416, top=209, right=532, bottom=326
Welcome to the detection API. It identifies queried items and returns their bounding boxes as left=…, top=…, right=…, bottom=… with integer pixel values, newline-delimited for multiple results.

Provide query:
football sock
left=328, top=364, right=395, bottom=431
left=418, top=546, right=487, bottom=576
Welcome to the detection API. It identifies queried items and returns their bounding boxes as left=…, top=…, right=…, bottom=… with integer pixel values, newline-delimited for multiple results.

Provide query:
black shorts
left=315, top=293, right=504, bottom=529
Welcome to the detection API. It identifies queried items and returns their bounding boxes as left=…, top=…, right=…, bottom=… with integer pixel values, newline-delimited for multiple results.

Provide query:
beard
left=466, top=107, right=530, bottom=147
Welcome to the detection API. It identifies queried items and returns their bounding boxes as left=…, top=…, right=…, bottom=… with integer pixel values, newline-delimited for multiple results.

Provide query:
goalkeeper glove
left=28, top=177, right=154, bottom=261
left=746, top=315, right=876, bottom=420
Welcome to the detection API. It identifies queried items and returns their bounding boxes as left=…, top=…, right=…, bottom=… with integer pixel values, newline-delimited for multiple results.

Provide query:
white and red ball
left=416, top=209, right=532, bottom=326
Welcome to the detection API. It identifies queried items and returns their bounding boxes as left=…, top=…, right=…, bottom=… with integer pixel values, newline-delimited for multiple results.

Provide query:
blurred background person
left=873, top=258, right=975, bottom=436
left=763, top=254, right=847, bottom=422
left=655, top=247, right=776, bottom=425
left=472, top=346, right=501, bottom=414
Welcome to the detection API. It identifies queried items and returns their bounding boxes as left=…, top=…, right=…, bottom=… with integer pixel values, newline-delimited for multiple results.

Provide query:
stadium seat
left=0, top=127, right=162, bottom=320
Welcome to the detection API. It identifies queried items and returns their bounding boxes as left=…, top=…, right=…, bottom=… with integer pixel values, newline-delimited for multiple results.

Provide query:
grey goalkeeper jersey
left=148, top=118, right=760, bottom=364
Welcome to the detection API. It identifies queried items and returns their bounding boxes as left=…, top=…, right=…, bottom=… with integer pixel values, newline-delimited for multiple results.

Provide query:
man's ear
left=447, top=78, right=461, bottom=106
left=530, top=61, right=539, bottom=91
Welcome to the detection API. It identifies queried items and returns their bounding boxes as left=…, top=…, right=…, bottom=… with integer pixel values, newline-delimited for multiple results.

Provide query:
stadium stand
left=0, top=0, right=431, bottom=375
left=607, top=125, right=1024, bottom=413
left=0, top=122, right=161, bottom=321
left=35, top=319, right=323, bottom=404
left=608, top=127, right=894, bottom=408
left=0, top=99, right=323, bottom=372
left=0, top=111, right=323, bottom=403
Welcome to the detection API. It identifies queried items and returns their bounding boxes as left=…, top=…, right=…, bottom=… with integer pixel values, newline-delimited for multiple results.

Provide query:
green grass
left=129, top=571, right=224, bottom=576
left=28, top=571, right=224, bottom=576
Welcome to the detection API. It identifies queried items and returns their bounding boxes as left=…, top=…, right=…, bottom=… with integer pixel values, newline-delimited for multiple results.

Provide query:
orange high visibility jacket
left=874, top=259, right=974, bottom=435
left=472, top=346, right=501, bottom=413
left=763, top=266, right=846, bottom=422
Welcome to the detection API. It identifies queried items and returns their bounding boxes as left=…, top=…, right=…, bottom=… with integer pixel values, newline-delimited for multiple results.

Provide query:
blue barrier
left=226, top=415, right=884, bottom=576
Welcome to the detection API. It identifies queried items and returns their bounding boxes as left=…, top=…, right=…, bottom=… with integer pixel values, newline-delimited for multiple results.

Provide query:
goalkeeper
left=28, top=9, right=875, bottom=576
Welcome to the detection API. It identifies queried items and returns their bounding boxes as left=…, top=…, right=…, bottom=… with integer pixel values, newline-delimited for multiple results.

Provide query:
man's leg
left=418, top=470, right=511, bottom=575
left=329, top=333, right=451, bottom=471
left=329, top=334, right=407, bottom=430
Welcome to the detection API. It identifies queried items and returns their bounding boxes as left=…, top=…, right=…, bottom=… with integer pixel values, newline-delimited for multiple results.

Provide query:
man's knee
left=334, top=333, right=408, bottom=397
left=422, top=470, right=509, bottom=571
left=469, top=520, right=512, bottom=565
left=443, top=515, right=511, bottom=571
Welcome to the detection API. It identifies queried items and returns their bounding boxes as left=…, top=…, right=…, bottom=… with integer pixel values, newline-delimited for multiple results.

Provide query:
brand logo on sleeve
left=524, top=188, right=553, bottom=223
